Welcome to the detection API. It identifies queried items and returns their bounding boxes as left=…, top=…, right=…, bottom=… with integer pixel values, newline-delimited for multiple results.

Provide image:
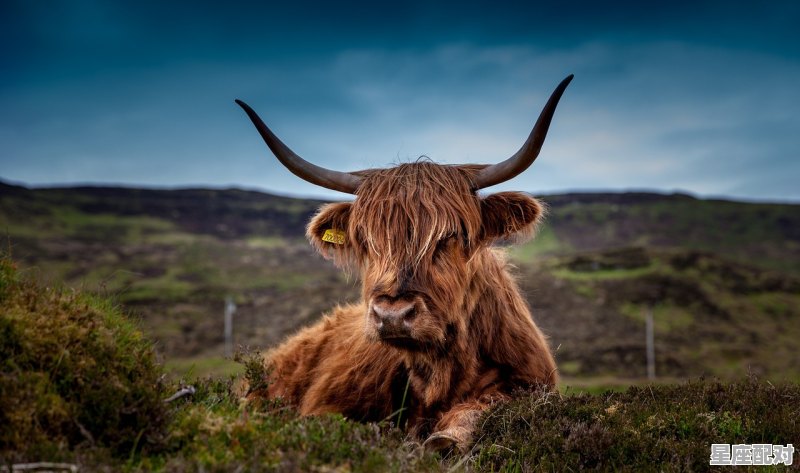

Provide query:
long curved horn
left=235, top=99, right=363, bottom=194
left=473, top=74, right=573, bottom=190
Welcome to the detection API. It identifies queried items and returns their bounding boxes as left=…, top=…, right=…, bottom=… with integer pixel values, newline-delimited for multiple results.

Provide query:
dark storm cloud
left=1, top=0, right=798, bottom=201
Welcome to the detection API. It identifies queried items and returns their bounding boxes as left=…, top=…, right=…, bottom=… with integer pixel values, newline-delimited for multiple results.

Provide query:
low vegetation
left=474, top=381, right=799, bottom=471
left=2, top=256, right=798, bottom=471
left=2, top=183, right=798, bottom=469
left=0, top=255, right=169, bottom=464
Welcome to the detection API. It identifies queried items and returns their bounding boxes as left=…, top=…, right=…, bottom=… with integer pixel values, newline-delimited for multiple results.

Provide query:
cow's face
left=237, top=76, right=571, bottom=350
left=307, top=162, right=543, bottom=351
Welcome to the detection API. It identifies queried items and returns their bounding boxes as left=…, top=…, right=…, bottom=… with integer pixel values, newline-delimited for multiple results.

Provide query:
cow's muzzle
left=369, top=296, right=417, bottom=340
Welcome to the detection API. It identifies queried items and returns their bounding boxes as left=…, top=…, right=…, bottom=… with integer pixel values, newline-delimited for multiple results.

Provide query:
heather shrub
left=474, top=379, right=800, bottom=471
left=0, top=255, right=169, bottom=462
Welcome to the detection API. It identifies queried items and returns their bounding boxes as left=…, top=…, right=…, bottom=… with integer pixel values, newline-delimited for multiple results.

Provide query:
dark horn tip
left=234, top=99, right=258, bottom=118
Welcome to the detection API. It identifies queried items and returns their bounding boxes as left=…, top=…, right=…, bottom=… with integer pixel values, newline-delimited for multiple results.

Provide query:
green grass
left=244, top=236, right=288, bottom=249
left=120, top=268, right=197, bottom=303
left=748, top=292, right=800, bottom=318
left=509, top=225, right=569, bottom=261
left=0, top=205, right=177, bottom=243
left=165, top=356, right=245, bottom=379
left=620, top=302, right=695, bottom=332
left=571, top=281, right=597, bottom=298
left=553, top=264, right=657, bottom=281
left=558, top=360, right=583, bottom=377
left=144, top=231, right=207, bottom=246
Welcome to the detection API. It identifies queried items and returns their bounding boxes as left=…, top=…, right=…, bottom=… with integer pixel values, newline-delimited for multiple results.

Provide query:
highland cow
left=235, top=75, right=573, bottom=451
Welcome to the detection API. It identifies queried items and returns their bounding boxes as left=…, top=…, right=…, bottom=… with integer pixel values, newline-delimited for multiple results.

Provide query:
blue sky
left=1, top=1, right=798, bottom=201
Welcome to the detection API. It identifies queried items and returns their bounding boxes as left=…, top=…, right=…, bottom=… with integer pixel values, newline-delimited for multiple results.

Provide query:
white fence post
left=646, top=306, right=655, bottom=380
left=224, top=296, right=236, bottom=357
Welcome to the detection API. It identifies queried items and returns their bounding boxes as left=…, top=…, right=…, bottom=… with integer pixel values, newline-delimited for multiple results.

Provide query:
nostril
left=402, top=305, right=416, bottom=322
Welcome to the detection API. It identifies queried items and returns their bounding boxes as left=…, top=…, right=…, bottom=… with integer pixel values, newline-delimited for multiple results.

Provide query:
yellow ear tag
left=322, top=228, right=346, bottom=245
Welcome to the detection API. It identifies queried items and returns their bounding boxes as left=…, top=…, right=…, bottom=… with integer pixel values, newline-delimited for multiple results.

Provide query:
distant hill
left=2, top=180, right=798, bottom=382
left=0, top=181, right=323, bottom=240
left=4, top=181, right=797, bottom=271
left=518, top=192, right=800, bottom=273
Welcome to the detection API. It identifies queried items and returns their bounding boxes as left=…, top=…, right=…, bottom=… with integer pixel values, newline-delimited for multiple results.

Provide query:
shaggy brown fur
left=249, top=161, right=557, bottom=451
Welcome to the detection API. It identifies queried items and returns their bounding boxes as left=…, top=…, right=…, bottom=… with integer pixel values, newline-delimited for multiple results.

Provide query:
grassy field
left=2, top=256, right=798, bottom=471
left=2, top=181, right=800, bottom=470
left=2, top=181, right=799, bottom=383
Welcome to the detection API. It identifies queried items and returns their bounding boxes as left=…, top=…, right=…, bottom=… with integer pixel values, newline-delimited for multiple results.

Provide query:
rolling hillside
left=2, top=180, right=798, bottom=383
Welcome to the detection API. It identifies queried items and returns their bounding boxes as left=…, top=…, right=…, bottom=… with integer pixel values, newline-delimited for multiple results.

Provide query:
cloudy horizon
left=2, top=1, right=798, bottom=203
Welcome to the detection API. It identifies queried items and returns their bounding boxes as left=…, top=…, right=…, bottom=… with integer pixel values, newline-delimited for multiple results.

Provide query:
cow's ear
left=479, top=192, right=545, bottom=242
left=307, top=202, right=354, bottom=266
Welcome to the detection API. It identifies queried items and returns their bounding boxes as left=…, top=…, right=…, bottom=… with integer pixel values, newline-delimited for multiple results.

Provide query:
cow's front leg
left=423, top=403, right=482, bottom=452
left=423, top=394, right=508, bottom=452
